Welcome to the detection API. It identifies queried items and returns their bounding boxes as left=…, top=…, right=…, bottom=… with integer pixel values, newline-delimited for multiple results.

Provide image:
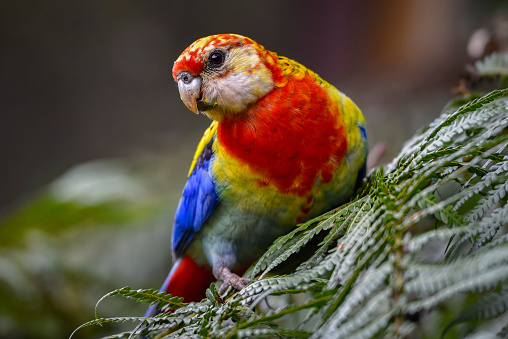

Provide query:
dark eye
left=208, top=50, right=225, bottom=67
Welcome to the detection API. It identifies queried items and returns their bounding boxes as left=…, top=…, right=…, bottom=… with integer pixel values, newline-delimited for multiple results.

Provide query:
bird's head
left=172, top=34, right=275, bottom=121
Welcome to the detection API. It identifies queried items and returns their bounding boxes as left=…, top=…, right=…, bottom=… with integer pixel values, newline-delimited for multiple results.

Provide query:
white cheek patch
left=212, top=46, right=274, bottom=113
left=215, top=72, right=270, bottom=112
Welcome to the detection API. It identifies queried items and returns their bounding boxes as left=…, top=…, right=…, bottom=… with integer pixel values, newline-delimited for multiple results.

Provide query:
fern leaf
left=317, top=287, right=393, bottom=339
left=246, top=210, right=333, bottom=279
left=100, top=331, right=136, bottom=339
left=235, top=296, right=330, bottom=333
left=326, top=260, right=394, bottom=327
left=466, top=180, right=508, bottom=223
left=96, top=287, right=185, bottom=317
left=443, top=286, right=508, bottom=337
left=257, top=210, right=340, bottom=279
left=235, top=328, right=312, bottom=338
left=70, top=316, right=160, bottom=338
left=405, top=244, right=508, bottom=313
left=426, top=88, right=508, bottom=140
left=475, top=52, right=508, bottom=76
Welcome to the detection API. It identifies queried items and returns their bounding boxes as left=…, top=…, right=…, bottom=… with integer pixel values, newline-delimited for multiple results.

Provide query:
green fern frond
left=96, top=287, right=185, bottom=317
left=466, top=180, right=508, bottom=223
left=70, top=316, right=156, bottom=339
left=475, top=52, right=508, bottom=76
left=245, top=208, right=337, bottom=280
left=75, top=84, right=508, bottom=338
left=442, top=286, right=508, bottom=337
left=101, top=331, right=137, bottom=339
left=423, top=88, right=508, bottom=144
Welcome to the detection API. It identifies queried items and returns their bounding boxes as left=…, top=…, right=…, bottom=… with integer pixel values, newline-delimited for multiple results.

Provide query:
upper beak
left=177, top=72, right=202, bottom=114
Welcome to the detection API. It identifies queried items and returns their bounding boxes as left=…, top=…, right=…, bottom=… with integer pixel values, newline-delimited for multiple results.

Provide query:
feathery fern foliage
left=74, top=87, right=508, bottom=338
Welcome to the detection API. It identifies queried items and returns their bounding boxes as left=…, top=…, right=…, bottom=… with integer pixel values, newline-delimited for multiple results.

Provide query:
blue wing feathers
left=172, top=138, right=218, bottom=256
left=354, top=124, right=368, bottom=192
left=359, top=125, right=367, bottom=140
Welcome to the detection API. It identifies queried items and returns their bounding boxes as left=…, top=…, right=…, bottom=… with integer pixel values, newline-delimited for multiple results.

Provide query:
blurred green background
left=0, top=0, right=507, bottom=338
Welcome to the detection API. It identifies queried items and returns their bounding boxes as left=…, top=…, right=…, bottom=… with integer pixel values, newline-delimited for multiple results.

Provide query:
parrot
left=145, top=33, right=367, bottom=317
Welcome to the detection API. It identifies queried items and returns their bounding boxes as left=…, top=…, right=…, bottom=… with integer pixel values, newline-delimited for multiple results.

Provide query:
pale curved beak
left=177, top=72, right=202, bottom=114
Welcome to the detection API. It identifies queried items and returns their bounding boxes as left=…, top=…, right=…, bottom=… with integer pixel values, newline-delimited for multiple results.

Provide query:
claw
left=214, top=266, right=250, bottom=295
left=219, top=275, right=250, bottom=295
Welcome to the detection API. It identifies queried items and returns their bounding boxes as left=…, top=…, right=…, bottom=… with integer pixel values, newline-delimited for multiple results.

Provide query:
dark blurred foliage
left=0, top=0, right=507, bottom=338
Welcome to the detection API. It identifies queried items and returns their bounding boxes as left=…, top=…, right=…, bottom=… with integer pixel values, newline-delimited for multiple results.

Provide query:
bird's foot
left=216, top=266, right=250, bottom=295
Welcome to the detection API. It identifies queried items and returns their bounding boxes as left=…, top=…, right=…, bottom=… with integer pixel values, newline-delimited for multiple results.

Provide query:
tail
left=144, top=255, right=215, bottom=317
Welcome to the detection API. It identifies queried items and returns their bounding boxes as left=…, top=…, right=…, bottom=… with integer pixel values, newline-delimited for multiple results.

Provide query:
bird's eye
left=208, top=50, right=225, bottom=67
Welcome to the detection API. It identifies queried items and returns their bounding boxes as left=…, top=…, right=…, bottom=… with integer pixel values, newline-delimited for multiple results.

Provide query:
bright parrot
left=146, top=34, right=367, bottom=316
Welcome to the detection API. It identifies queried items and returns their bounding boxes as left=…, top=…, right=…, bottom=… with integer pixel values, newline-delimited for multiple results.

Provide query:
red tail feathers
left=145, top=256, right=252, bottom=317
left=145, top=256, right=215, bottom=317
left=164, top=255, right=216, bottom=303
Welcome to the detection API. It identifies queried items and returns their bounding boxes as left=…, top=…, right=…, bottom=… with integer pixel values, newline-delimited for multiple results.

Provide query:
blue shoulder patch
left=172, top=138, right=219, bottom=256
left=354, top=124, right=368, bottom=193
left=359, top=125, right=367, bottom=140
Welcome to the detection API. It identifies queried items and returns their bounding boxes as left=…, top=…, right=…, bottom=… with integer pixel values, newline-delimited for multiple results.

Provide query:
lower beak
left=177, top=73, right=202, bottom=114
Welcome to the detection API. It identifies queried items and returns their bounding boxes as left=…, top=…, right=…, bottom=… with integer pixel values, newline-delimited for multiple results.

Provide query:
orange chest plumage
left=217, top=72, right=348, bottom=197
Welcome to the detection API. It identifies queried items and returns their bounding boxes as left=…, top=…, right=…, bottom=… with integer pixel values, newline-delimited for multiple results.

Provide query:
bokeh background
left=0, top=1, right=507, bottom=338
